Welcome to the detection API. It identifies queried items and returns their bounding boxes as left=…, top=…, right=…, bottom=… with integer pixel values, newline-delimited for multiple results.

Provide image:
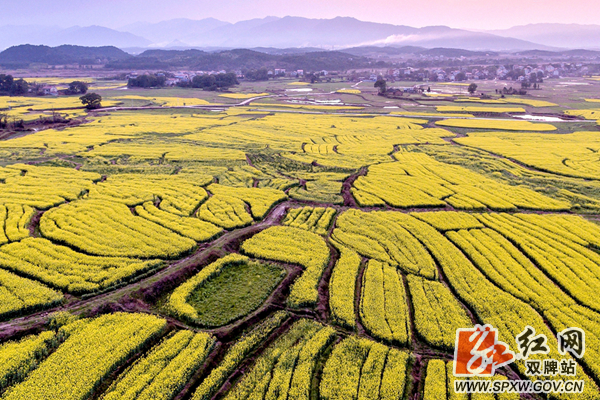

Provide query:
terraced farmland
left=1, top=80, right=600, bottom=400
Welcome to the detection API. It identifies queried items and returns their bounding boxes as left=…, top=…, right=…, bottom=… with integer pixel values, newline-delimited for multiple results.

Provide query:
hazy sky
left=6, top=0, right=600, bottom=30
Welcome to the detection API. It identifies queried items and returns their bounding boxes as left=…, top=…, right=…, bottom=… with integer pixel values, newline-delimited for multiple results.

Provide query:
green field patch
left=183, top=257, right=286, bottom=327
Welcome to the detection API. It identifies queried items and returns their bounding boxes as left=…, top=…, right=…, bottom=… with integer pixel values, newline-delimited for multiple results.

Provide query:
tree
left=80, top=93, right=102, bottom=109
left=10, top=79, right=28, bottom=95
left=244, top=69, right=269, bottom=81
left=128, top=74, right=166, bottom=88
left=374, top=77, right=387, bottom=94
left=454, top=72, right=466, bottom=81
left=0, top=74, right=14, bottom=93
left=67, top=81, right=88, bottom=95
left=468, top=83, right=478, bottom=95
left=214, top=72, right=239, bottom=88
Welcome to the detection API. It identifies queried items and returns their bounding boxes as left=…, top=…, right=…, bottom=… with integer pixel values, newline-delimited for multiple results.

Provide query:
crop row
left=88, top=173, right=211, bottom=217
left=0, top=238, right=162, bottom=293
left=328, top=241, right=361, bottom=329
left=0, top=165, right=99, bottom=209
left=351, top=152, right=570, bottom=211
left=394, top=212, right=598, bottom=395
left=1, top=313, right=167, bottom=400
left=40, top=199, right=196, bottom=259
left=407, top=275, right=472, bottom=349
left=360, top=260, right=410, bottom=346
left=191, top=311, right=288, bottom=400
left=101, top=330, right=214, bottom=400
left=0, top=268, right=63, bottom=320
left=282, top=206, right=336, bottom=236
left=476, top=213, right=600, bottom=313
left=197, top=195, right=254, bottom=229
left=0, top=331, right=59, bottom=393
left=454, top=131, right=600, bottom=180
left=135, top=201, right=222, bottom=241
left=447, top=221, right=600, bottom=380
left=223, top=319, right=335, bottom=400
left=0, top=205, right=35, bottom=245
left=320, top=335, right=409, bottom=400
left=206, top=184, right=287, bottom=219
left=332, top=209, right=438, bottom=279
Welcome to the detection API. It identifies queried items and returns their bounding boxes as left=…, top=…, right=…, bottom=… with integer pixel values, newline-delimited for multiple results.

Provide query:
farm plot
left=352, top=152, right=570, bottom=211
left=241, top=226, right=330, bottom=307
left=328, top=243, right=362, bottom=329
left=3, top=93, right=600, bottom=400
left=83, top=141, right=247, bottom=163
left=282, top=206, right=336, bottom=235
left=222, top=319, right=336, bottom=400
left=359, top=260, right=411, bottom=345
left=167, top=254, right=285, bottom=327
left=331, top=209, right=438, bottom=279
left=1, top=313, right=166, bottom=400
left=320, top=336, right=410, bottom=400
left=39, top=200, right=197, bottom=258
left=101, top=330, right=214, bottom=400
left=407, top=275, right=472, bottom=349
left=89, top=173, right=212, bottom=217
left=0, top=205, right=35, bottom=244
left=0, top=268, right=63, bottom=320
left=0, top=238, right=163, bottom=293
left=437, top=106, right=526, bottom=113
left=455, top=130, right=600, bottom=180
left=0, top=164, right=100, bottom=209
left=435, top=118, right=556, bottom=131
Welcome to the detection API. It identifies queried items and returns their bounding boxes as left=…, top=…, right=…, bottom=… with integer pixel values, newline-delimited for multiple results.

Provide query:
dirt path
left=0, top=201, right=290, bottom=339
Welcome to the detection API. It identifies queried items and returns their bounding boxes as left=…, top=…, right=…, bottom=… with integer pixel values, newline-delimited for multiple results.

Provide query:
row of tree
left=128, top=74, right=167, bottom=88
left=128, top=72, right=240, bottom=91
left=179, top=73, right=239, bottom=90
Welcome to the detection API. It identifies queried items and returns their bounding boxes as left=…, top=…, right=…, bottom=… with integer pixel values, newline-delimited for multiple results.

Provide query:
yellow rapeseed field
left=435, top=118, right=557, bottom=131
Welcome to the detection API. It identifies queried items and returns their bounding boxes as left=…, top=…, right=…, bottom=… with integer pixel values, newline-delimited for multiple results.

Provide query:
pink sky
left=4, top=0, right=599, bottom=30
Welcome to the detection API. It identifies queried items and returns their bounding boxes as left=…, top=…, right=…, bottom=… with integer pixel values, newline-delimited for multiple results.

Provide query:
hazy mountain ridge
left=0, top=26, right=150, bottom=50
left=128, top=16, right=548, bottom=51
left=0, top=17, right=560, bottom=52
left=488, top=23, right=600, bottom=50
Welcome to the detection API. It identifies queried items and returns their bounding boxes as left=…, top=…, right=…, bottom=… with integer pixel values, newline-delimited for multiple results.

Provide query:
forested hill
left=0, top=45, right=132, bottom=67
left=105, top=49, right=375, bottom=71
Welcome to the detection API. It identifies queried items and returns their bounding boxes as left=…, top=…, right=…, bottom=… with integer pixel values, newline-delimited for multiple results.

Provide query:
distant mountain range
left=0, top=25, right=150, bottom=50
left=1, top=17, right=599, bottom=53
left=120, top=16, right=548, bottom=51
left=487, top=24, right=600, bottom=50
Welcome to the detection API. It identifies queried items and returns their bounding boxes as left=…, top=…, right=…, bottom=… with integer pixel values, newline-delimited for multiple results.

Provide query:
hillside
left=0, top=44, right=132, bottom=67
left=106, top=48, right=374, bottom=71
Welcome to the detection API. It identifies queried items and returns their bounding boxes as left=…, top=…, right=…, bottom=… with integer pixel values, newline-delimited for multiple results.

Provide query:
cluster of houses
left=353, top=61, right=595, bottom=84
